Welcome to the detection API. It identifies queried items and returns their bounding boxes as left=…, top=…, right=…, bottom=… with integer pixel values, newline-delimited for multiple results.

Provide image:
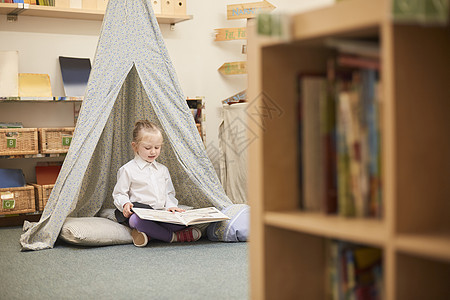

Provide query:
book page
left=132, top=208, right=186, bottom=225
left=132, top=207, right=230, bottom=226
left=178, top=207, right=230, bottom=225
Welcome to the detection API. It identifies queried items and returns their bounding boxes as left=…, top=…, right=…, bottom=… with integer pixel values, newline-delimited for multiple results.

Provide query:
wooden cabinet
left=247, top=0, right=450, bottom=299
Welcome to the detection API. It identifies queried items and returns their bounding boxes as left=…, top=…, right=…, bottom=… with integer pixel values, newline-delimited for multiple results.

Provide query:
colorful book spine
left=327, top=240, right=383, bottom=300
left=298, top=41, right=382, bottom=218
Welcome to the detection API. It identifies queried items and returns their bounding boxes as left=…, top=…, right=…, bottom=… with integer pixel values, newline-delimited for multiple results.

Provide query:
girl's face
left=132, top=131, right=163, bottom=163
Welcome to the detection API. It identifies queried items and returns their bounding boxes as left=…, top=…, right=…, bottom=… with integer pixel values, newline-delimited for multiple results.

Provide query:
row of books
left=1, top=0, right=55, bottom=5
left=298, top=38, right=382, bottom=218
left=326, top=240, right=383, bottom=300
left=186, top=98, right=203, bottom=124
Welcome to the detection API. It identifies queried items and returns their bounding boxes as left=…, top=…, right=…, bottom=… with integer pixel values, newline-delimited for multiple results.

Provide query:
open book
left=132, top=207, right=230, bottom=226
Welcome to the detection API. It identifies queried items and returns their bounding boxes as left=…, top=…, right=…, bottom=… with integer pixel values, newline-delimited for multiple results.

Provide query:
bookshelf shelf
left=0, top=98, right=82, bottom=103
left=292, top=0, right=383, bottom=41
left=265, top=211, right=387, bottom=247
left=395, top=233, right=450, bottom=263
left=0, top=3, right=15, bottom=14
left=0, top=3, right=193, bottom=23
left=247, top=0, right=450, bottom=299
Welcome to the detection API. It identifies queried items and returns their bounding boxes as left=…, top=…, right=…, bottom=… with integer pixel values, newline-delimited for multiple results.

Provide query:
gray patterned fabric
left=20, top=0, right=237, bottom=251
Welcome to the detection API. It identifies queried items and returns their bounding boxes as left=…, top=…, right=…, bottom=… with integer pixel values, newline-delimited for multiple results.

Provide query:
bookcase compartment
left=396, top=252, right=450, bottom=300
left=260, top=45, right=331, bottom=212
left=247, top=1, right=450, bottom=299
left=392, top=25, right=450, bottom=237
left=264, top=226, right=325, bottom=299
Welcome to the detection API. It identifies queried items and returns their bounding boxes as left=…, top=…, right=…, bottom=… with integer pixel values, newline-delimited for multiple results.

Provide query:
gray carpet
left=0, top=226, right=249, bottom=300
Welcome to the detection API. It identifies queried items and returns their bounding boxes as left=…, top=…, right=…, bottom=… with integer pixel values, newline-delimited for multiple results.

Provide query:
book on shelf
left=0, top=51, right=19, bottom=97
left=59, top=56, right=92, bottom=97
left=325, top=38, right=380, bottom=59
left=298, top=71, right=338, bottom=214
left=0, top=168, right=26, bottom=188
left=326, top=240, right=382, bottom=300
left=37, top=0, right=55, bottom=5
left=335, top=68, right=382, bottom=218
left=322, top=60, right=338, bottom=214
left=337, top=54, right=381, bottom=71
left=297, top=42, right=382, bottom=218
left=392, top=0, right=449, bottom=25
left=132, top=206, right=230, bottom=226
left=0, top=122, right=23, bottom=128
left=298, top=75, right=327, bottom=212
left=186, top=98, right=202, bottom=123
left=35, top=163, right=62, bottom=185
left=18, top=73, right=52, bottom=98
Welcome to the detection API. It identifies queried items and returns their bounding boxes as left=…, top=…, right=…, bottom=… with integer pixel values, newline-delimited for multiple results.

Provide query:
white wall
left=0, top=0, right=333, bottom=168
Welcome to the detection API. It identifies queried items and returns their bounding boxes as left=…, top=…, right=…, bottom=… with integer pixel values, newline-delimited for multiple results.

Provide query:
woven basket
left=31, top=183, right=54, bottom=211
left=38, top=127, right=75, bottom=154
left=0, top=185, right=36, bottom=215
left=0, top=128, right=39, bottom=156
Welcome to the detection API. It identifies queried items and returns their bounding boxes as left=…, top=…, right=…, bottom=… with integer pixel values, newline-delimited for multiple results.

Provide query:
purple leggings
left=129, top=213, right=186, bottom=242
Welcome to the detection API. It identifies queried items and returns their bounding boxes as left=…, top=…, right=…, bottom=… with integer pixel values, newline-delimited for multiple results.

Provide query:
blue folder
left=0, top=169, right=26, bottom=188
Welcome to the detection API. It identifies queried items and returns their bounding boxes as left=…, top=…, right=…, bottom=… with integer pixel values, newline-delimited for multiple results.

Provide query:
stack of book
left=298, top=38, right=382, bottom=218
left=326, top=240, right=382, bottom=300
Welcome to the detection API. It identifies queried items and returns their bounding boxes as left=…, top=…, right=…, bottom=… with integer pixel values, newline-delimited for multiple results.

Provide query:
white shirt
left=113, top=155, right=178, bottom=211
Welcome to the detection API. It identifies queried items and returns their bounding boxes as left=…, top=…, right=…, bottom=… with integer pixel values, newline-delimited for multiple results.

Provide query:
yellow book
left=18, top=73, right=52, bottom=97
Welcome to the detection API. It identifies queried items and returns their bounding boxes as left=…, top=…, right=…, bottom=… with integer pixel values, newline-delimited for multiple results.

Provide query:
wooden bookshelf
left=265, top=212, right=387, bottom=247
left=247, top=0, right=450, bottom=299
left=0, top=3, right=192, bottom=23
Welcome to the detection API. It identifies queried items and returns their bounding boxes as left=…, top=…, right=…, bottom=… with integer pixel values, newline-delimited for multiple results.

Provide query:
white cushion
left=97, top=208, right=118, bottom=222
left=59, top=217, right=132, bottom=246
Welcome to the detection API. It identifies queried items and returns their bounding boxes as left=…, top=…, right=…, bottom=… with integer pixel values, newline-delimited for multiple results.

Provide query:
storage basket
left=31, top=183, right=54, bottom=211
left=0, top=128, right=39, bottom=156
left=0, top=185, right=36, bottom=215
left=38, top=127, right=75, bottom=154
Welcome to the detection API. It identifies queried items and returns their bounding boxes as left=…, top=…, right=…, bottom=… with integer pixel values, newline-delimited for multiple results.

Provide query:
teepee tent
left=20, top=0, right=247, bottom=251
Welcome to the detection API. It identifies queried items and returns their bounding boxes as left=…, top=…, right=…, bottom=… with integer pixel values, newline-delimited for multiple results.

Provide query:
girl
left=113, top=120, right=201, bottom=247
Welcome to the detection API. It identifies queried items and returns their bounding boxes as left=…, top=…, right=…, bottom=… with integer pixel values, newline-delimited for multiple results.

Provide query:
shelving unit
left=247, top=0, right=450, bottom=299
left=0, top=2, right=192, bottom=23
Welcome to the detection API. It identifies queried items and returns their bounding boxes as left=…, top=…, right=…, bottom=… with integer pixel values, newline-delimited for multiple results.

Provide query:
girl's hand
left=167, top=207, right=185, bottom=213
left=123, top=202, right=134, bottom=218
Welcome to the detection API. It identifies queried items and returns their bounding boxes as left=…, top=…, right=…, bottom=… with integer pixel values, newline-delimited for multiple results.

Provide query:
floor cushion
left=59, top=216, right=132, bottom=246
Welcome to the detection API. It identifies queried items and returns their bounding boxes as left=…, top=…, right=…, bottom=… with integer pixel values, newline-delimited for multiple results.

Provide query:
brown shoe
left=131, top=229, right=148, bottom=247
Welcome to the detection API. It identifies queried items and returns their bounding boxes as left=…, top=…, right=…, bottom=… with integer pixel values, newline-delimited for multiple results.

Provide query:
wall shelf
left=0, top=3, right=192, bottom=23
left=0, top=97, right=83, bottom=103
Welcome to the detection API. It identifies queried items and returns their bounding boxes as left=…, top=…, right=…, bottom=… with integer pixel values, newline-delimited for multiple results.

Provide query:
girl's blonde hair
left=132, top=120, right=162, bottom=144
